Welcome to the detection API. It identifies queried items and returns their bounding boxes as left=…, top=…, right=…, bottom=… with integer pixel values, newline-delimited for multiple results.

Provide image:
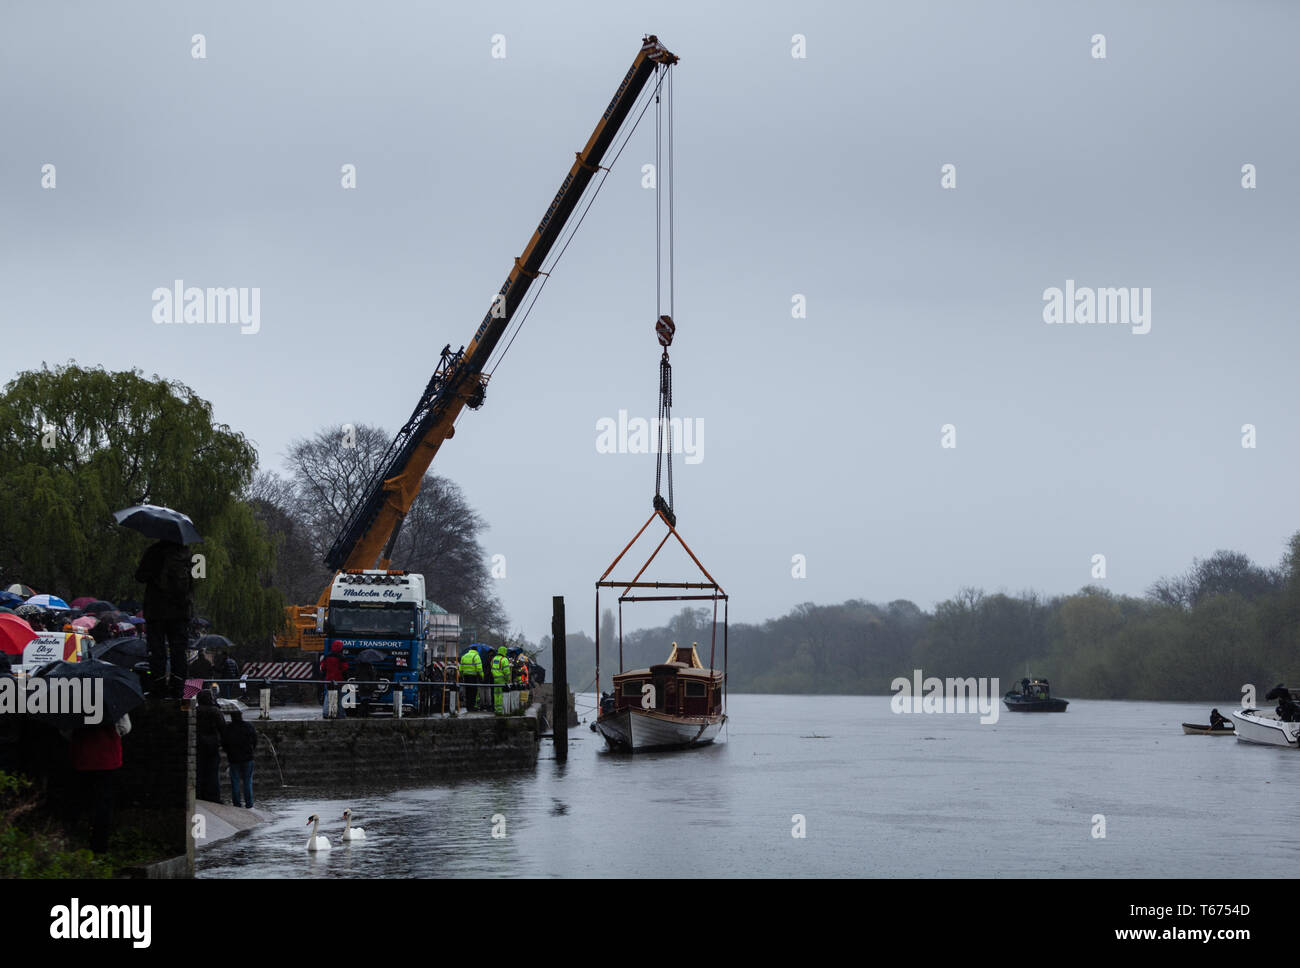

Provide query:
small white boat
left=1230, top=708, right=1300, bottom=748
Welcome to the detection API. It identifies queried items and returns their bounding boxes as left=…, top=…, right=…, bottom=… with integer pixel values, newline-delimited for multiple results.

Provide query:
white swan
left=306, top=813, right=332, bottom=851
left=342, top=808, right=366, bottom=842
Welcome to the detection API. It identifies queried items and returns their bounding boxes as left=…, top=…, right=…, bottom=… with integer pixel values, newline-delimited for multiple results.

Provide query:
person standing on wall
left=134, top=539, right=193, bottom=700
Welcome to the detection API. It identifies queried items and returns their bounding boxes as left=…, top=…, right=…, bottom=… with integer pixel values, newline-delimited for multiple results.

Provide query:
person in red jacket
left=320, top=643, right=348, bottom=718
left=70, top=715, right=130, bottom=853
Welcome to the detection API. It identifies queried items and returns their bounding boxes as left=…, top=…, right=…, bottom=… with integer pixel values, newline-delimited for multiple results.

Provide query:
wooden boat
left=592, top=320, right=727, bottom=753
left=593, top=507, right=728, bottom=754
left=1182, top=723, right=1234, bottom=736
left=1003, top=677, right=1068, bottom=712
left=594, top=643, right=724, bottom=752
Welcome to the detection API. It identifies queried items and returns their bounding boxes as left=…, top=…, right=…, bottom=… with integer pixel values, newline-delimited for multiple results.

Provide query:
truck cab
left=324, top=570, right=428, bottom=713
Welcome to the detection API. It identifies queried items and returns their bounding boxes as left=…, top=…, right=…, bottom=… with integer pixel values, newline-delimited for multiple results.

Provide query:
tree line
left=540, top=537, right=1300, bottom=701
left=6, top=364, right=1296, bottom=699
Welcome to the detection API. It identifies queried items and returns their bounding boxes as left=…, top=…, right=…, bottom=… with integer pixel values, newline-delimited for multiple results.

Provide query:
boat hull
left=1182, top=723, right=1234, bottom=736
left=595, top=708, right=724, bottom=752
left=1230, top=709, right=1300, bottom=748
left=1003, top=697, right=1068, bottom=712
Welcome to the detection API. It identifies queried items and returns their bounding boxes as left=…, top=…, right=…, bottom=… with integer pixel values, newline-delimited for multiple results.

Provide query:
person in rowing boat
left=1209, top=709, right=1230, bottom=730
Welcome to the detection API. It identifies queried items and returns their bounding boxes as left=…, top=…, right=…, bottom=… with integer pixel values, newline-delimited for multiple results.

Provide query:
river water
left=197, top=694, right=1300, bottom=878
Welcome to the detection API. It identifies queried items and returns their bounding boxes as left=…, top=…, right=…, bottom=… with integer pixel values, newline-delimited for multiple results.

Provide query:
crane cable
left=481, top=70, right=667, bottom=384
left=652, top=64, right=676, bottom=527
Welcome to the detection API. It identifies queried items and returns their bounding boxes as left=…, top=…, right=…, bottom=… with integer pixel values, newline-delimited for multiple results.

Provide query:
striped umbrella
left=25, top=594, right=69, bottom=611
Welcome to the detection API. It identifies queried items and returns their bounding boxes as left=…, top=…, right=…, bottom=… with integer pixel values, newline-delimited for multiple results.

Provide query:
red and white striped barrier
left=239, top=661, right=316, bottom=680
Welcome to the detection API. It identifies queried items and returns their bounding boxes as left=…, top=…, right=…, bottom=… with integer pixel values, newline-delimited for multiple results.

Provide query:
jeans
left=229, top=761, right=254, bottom=808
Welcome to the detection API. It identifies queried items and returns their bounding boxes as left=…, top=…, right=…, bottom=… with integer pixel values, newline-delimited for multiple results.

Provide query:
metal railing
left=197, top=678, right=532, bottom=720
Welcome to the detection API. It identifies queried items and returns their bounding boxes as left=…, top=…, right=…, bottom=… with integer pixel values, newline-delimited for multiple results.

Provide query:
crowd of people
left=317, top=641, right=542, bottom=719
left=1, top=537, right=259, bottom=856
left=457, top=644, right=539, bottom=715
left=195, top=690, right=258, bottom=808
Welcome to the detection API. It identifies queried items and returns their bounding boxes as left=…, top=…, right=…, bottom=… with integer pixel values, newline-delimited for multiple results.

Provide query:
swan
left=342, top=808, right=366, bottom=842
left=306, top=813, right=331, bottom=851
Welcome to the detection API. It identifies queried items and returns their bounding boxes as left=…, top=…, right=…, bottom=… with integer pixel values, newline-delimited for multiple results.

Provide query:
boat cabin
left=610, top=643, right=723, bottom=718
left=1017, top=678, right=1052, bottom=699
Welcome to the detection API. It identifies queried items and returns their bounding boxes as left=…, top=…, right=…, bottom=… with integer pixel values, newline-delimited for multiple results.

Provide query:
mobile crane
left=277, top=36, right=680, bottom=697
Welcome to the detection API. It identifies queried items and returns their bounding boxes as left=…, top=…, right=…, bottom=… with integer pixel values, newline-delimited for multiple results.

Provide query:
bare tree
left=273, top=423, right=506, bottom=632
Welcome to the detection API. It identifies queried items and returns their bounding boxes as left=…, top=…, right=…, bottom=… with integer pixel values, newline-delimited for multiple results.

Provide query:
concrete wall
left=0, top=700, right=194, bottom=878
left=534, top=684, right=578, bottom=729
left=248, top=714, right=538, bottom=797
left=117, top=702, right=194, bottom=877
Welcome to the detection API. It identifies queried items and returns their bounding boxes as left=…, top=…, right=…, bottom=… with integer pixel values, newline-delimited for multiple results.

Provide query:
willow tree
left=0, top=364, right=282, bottom=643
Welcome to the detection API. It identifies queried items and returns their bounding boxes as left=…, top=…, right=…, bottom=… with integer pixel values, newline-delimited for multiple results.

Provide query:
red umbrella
left=0, top=613, right=38, bottom=656
left=70, top=596, right=97, bottom=609
left=71, top=615, right=98, bottom=631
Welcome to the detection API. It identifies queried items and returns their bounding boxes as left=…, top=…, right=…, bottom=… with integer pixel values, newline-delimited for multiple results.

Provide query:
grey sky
left=2, top=1, right=1297, bottom=642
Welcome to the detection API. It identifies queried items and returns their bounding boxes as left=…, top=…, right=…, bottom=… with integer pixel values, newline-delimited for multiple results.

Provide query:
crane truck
left=277, top=35, right=680, bottom=714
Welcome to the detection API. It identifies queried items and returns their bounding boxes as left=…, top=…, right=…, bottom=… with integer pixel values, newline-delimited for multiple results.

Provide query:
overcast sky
left=3, top=1, right=1298, bottom=642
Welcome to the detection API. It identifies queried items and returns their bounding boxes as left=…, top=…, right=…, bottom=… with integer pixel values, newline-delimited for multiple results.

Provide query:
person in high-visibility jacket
left=490, top=645, right=511, bottom=715
left=459, top=648, right=483, bottom=712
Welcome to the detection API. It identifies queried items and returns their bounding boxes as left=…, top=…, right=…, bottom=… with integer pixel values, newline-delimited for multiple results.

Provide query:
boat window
left=620, top=681, right=642, bottom=698
left=684, top=681, right=706, bottom=698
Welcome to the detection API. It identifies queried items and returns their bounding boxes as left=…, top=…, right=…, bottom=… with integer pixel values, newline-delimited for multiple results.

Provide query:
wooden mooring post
left=552, top=595, right=568, bottom=762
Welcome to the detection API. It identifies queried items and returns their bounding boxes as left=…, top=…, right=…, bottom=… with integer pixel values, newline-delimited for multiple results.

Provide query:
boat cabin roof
left=613, top=663, right=720, bottom=680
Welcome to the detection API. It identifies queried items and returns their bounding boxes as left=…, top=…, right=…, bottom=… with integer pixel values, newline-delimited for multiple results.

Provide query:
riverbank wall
left=246, top=710, right=540, bottom=797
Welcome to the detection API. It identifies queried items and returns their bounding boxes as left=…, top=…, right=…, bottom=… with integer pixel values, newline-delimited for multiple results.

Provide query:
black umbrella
left=29, top=659, right=145, bottom=728
left=92, top=636, right=150, bottom=669
left=117, top=599, right=142, bottom=613
left=193, top=634, right=233, bottom=652
left=82, top=600, right=116, bottom=615
left=113, top=504, right=202, bottom=545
